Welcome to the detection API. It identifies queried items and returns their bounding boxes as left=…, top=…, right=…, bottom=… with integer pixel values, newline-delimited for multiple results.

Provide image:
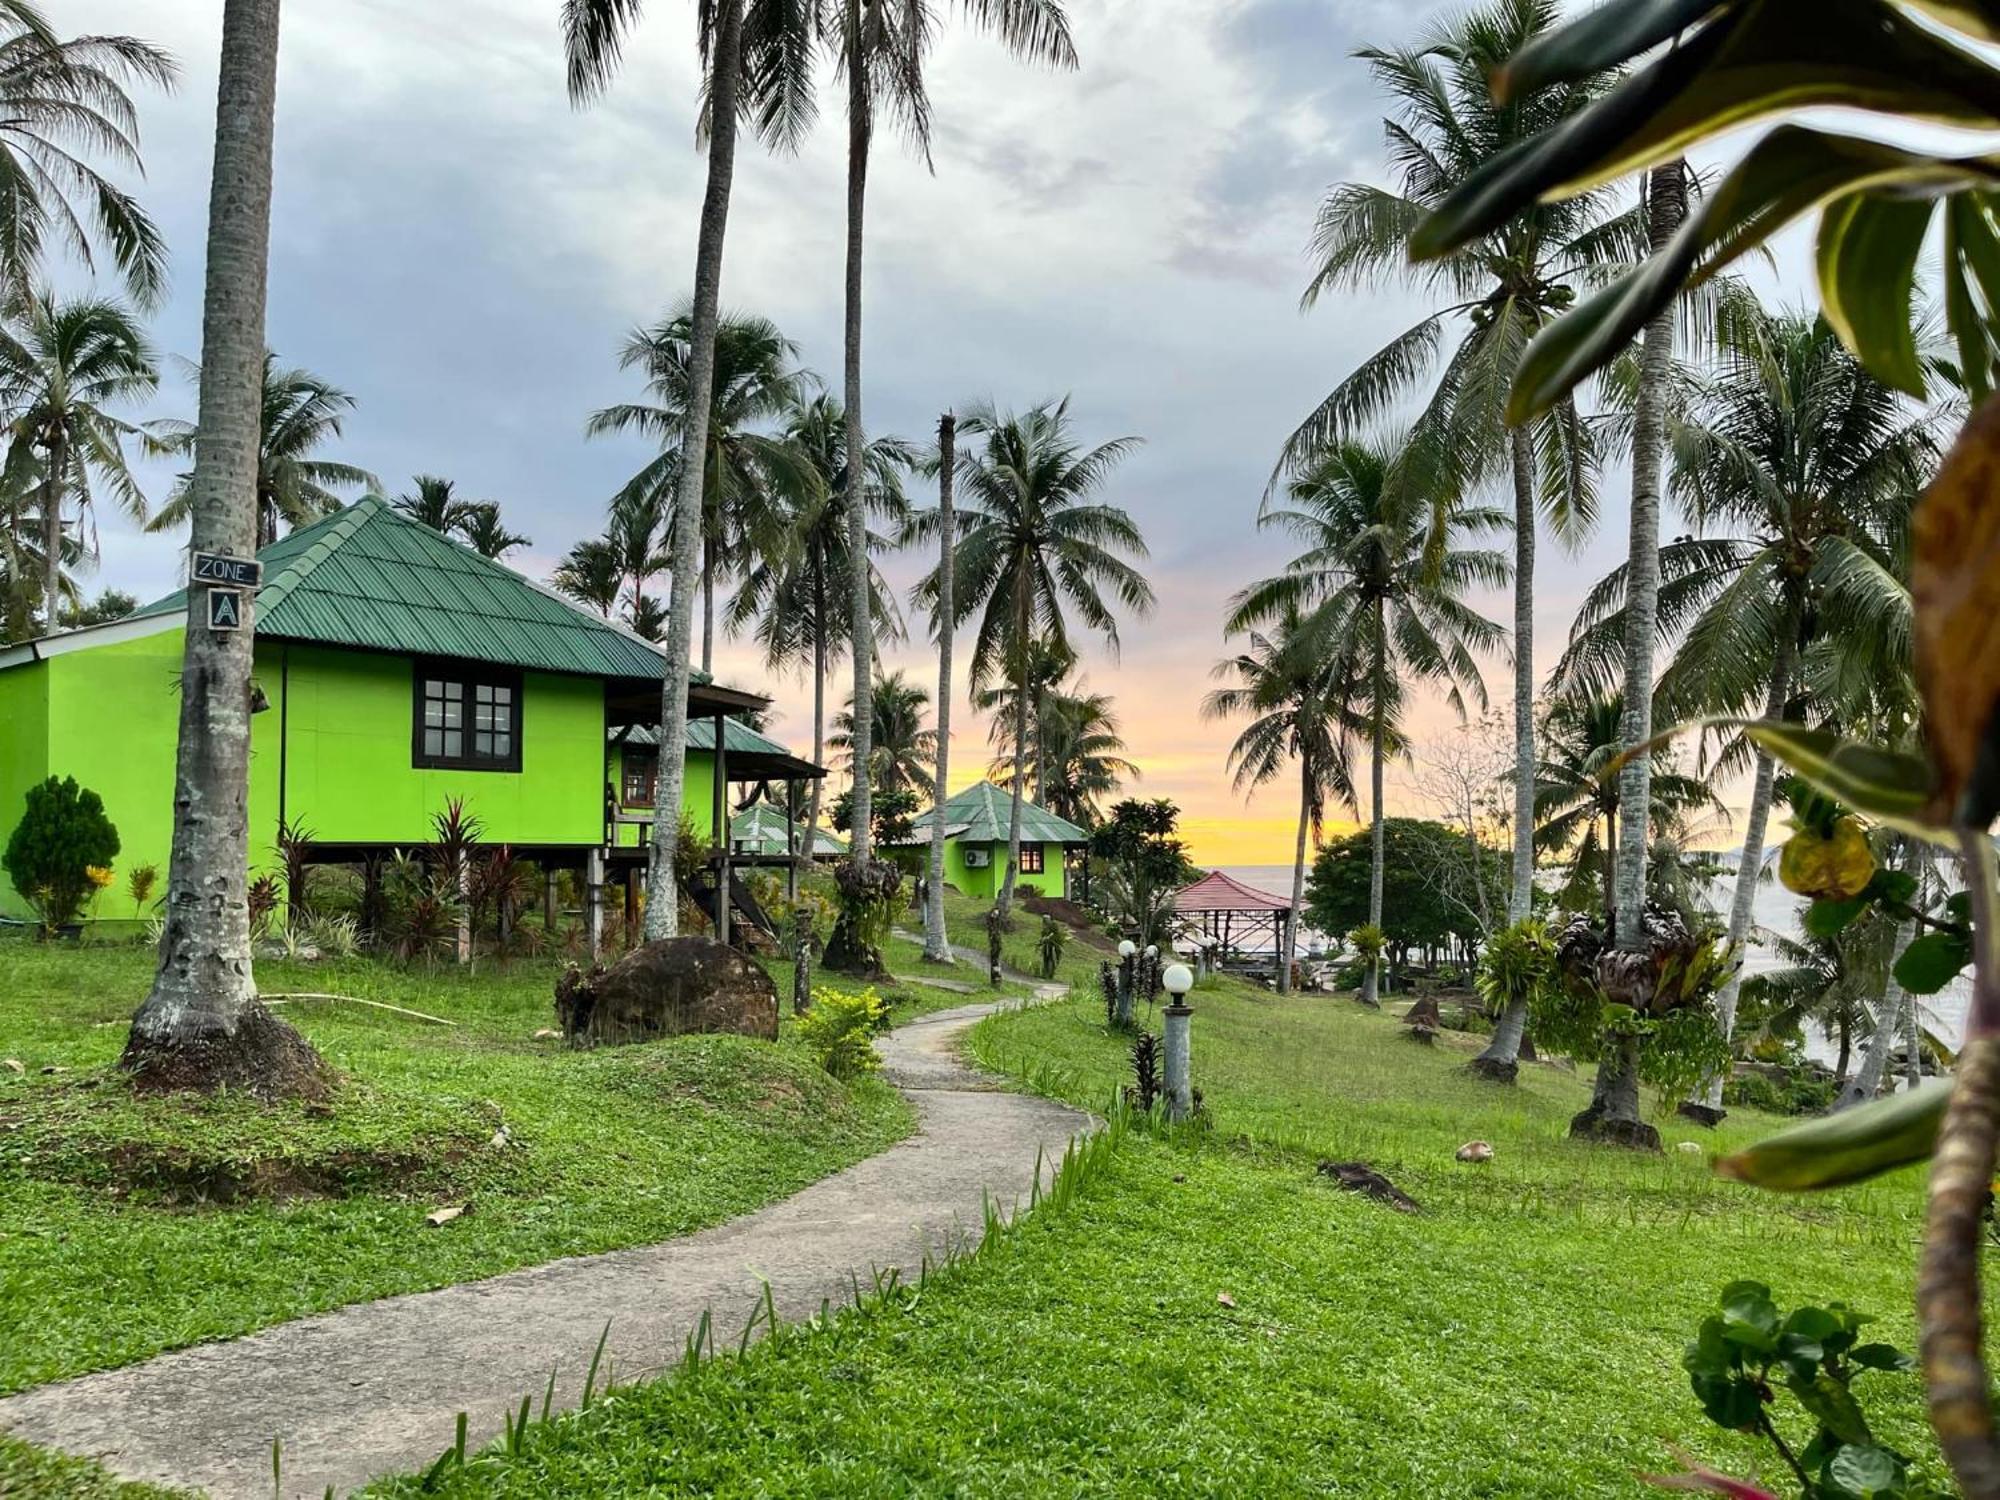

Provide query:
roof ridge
left=256, top=496, right=383, bottom=614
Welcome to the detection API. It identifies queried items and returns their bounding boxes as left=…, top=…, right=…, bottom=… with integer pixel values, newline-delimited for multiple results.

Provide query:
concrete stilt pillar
left=585, top=847, right=605, bottom=962
left=1164, top=1003, right=1192, bottom=1122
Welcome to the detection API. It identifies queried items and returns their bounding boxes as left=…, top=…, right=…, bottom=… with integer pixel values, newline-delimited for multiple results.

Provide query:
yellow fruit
left=1778, top=816, right=1875, bottom=900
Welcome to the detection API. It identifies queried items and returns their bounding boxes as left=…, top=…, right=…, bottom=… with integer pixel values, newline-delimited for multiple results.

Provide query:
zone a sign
left=206, top=587, right=245, bottom=632
left=191, top=551, right=262, bottom=588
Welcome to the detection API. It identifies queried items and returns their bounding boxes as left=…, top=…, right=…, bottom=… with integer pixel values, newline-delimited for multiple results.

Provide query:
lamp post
left=1116, top=938, right=1137, bottom=1027
left=1162, top=962, right=1194, bottom=1122
left=1143, top=943, right=1160, bottom=1005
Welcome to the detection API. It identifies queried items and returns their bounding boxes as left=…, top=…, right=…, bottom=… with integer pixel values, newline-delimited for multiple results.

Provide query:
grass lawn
left=0, top=928, right=987, bottom=1399
left=360, top=963, right=1960, bottom=1498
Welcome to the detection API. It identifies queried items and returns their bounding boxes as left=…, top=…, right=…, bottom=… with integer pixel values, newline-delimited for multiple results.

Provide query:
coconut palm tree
left=147, top=355, right=374, bottom=545
left=125, top=0, right=327, bottom=1098
left=456, top=501, right=530, bottom=561
left=564, top=0, right=814, bottom=941
left=1558, top=303, right=1937, bottom=1108
left=911, top=397, right=1153, bottom=916
left=923, top=409, right=957, bottom=963
left=972, top=635, right=1077, bottom=802
left=550, top=536, right=623, bottom=618
left=831, top=668, right=937, bottom=796
left=1035, top=687, right=1139, bottom=829
left=0, top=7, right=175, bottom=303
left=1283, top=0, right=1634, bottom=953
left=0, top=291, right=158, bottom=631
left=728, top=393, right=912, bottom=850
left=1230, top=436, right=1505, bottom=1008
left=589, top=307, right=815, bottom=677
left=1205, top=609, right=1364, bottom=995
left=825, top=0, right=1077, bottom=866
left=391, top=474, right=470, bottom=534
left=1533, top=689, right=1723, bottom=918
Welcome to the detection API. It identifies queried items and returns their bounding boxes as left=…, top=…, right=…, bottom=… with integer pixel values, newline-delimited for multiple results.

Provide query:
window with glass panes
left=1018, top=843, right=1045, bottom=874
left=412, top=662, right=521, bottom=771
left=620, top=747, right=658, bottom=806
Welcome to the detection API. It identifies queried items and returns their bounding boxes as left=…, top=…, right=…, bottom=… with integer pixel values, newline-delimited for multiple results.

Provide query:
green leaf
left=1502, top=127, right=2000, bottom=421
left=1788, top=1371, right=1874, bottom=1446
left=1864, top=868, right=1919, bottom=905
left=1492, top=0, right=1726, bottom=101
left=1721, top=1282, right=1779, bottom=1351
left=1786, top=1306, right=1843, bottom=1344
left=1684, top=1316, right=1737, bottom=1378
left=1825, top=1442, right=1903, bottom=1498
left=1691, top=1372, right=1765, bottom=1431
left=1806, top=897, right=1871, bottom=938
left=1714, top=1083, right=1947, bottom=1191
left=1850, top=1342, right=1917, bottom=1371
left=1737, top=723, right=1941, bottom=836
left=1894, top=930, right=1974, bottom=995
left=1816, top=192, right=1936, bottom=396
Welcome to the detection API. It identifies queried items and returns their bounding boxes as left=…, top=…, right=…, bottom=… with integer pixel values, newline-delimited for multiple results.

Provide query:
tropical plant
left=0, top=291, right=158, bottom=630
left=1037, top=914, right=1066, bottom=979
left=820, top=0, right=1077, bottom=871
left=588, top=307, right=816, bottom=676
left=1088, top=799, right=1194, bottom=948
left=1742, top=918, right=1894, bottom=1087
left=124, top=0, right=330, bottom=1101
left=972, top=635, right=1077, bottom=799
left=125, top=860, right=157, bottom=912
left=795, top=983, right=887, bottom=1079
left=1282, top=0, right=1631, bottom=978
left=0, top=9, right=175, bottom=303
left=1473, top=917, right=1557, bottom=1043
left=1306, top=821, right=1501, bottom=985
left=3, top=774, right=118, bottom=932
left=830, top=668, right=937, bottom=796
left=456, top=501, right=530, bottom=561
left=728, top=392, right=911, bottom=853
left=550, top=535, right=624, bottom=618
left=147, top=354, right=375, bottom=545
left=913, top=397, right=1153, bottom=914
left=390, top=473, right=470, bottom=533
left=1205, top=608, right=1363, bottom=995
left=1230, top=436, right=1504, bottom=1009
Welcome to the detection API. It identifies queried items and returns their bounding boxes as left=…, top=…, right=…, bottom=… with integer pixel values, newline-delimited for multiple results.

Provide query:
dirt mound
left=1020, top=893, right=1117, bottom=952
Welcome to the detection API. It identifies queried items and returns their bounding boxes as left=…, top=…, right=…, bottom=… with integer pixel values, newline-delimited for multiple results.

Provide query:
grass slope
left=365, top=974, right=1958, bottom=1498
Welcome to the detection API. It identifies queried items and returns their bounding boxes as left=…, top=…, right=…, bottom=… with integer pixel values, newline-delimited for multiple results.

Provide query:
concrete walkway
left=0, top=991, right=1085, bottom=1498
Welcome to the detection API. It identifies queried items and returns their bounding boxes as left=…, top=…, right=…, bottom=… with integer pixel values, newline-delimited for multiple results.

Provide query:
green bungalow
left=0, top=497, right=822, bottom=930
left=892, top=782, right=1089, bottom=902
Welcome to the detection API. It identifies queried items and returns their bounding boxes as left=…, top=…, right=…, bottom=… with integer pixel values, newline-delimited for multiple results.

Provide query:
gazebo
left=1171, top=870, right=1294, bottom=973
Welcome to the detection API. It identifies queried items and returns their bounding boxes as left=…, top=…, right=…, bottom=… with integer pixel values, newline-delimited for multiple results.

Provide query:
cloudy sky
left=67, top=0, right=1715, bottom=864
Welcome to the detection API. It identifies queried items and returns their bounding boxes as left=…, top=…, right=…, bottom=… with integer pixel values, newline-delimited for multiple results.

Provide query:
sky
left=63, top=0, right=1767, bottom=866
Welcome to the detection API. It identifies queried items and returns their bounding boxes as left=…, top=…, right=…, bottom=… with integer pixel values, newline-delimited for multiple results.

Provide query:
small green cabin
left=0, top=498, right=821, bottom=927
left=893, top=782, right=1088, bottom=902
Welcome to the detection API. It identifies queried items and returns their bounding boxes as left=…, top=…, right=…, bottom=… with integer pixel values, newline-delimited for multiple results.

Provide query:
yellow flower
left=85, top=865, right=115, bottom=889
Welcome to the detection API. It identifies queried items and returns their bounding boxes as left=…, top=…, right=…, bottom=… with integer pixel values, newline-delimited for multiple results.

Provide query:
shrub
left=1037, top=915, right=1067, bottom=979
left=3, top=776, right=120, bottom=932
left=1726, top=1069, right=1839, bottom=1119
left=126, top=862, right=159, bottom=912
left=305, top=910, right=361, bottom=959
left=795, top=985, right=887, bottom=1079
left=1475, top=918, right=1557, bottom=1022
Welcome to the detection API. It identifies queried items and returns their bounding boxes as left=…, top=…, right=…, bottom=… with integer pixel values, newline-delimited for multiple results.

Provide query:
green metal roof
left=897, top=782, right=1089, bottom=846
left=619, top=719, right=795, bottom=757
left=136, top=497, right=692, bottom=682
left=730, top=804, right=846, bottom=858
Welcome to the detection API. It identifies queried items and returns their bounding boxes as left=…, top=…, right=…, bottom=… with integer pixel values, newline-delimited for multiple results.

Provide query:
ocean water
left=1215, top=859, right=1969, bottom=1055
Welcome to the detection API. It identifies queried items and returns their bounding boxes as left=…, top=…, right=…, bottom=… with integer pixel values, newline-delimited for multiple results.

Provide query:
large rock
left=556, top=937, right=779, bottom=1046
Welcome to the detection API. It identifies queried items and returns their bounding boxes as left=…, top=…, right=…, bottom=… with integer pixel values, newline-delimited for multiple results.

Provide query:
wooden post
left=785, top=778, right=799, bottom=905
left=544, top=867, right=558, bottom=933
left=713, top=712, right=731, bottom=946
left=624, top=867, right=639, bottom=936
left=455, top=861, right=471, bottom=965
left=585, top=847, right=604, bottom=961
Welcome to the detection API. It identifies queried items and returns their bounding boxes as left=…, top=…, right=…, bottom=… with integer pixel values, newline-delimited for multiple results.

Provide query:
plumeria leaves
left=1713, top=1083, right=1948, bottom=1191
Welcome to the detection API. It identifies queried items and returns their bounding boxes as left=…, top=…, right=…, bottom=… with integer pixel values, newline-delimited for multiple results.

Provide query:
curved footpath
left=0, top=989, right=1087, bottom=1498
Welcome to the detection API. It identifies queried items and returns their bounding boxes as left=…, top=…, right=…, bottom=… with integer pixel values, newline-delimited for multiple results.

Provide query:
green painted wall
left=0, top=655, right=51, bottom=917
left=606, top=743, right=717, bottom=849
left=940, top=838, right=1067, bottom=902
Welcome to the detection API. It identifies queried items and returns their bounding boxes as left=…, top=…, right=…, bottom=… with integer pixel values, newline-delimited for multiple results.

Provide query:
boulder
left=1675, top=1100, right=1728, bottom=1129
left=556, top=937, right=779, bottom=1046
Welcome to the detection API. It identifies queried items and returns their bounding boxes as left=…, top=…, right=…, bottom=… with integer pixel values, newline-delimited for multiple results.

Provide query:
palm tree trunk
left=701, top=536, right=715, bottom=678
left=1838, top=915, right=1917, bottom=1112
left=1508, top=423, right=1536, bottom=927
left=1905, top=984, right=1924, bottom=1091
left=1283, top=760, right=1310, bottom=997
left=1360, top=605, right=1386, bottom=1007
left=1836, top=1017, right=1852, bottom=1084
left=1000, top=635, right=1029, bottom=916
left=1699, top=639, right=1795, bottom=1106
left=1614, top=161, right=1686, bottom=951
left=1601, top=811, right=1618, bottom=924
left=841, top=3, right=874, bottom=865
left=123, top=0, right=326, bottom=1098
left=803, top=549, right=827, bottom=858
left=643, top=0, right=744, bottom=941
left=923, top=410, right=956, bottom=964
left=39, top=435, right=64, bottom=631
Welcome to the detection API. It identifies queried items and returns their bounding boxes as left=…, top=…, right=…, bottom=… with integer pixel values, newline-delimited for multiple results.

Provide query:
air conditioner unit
left=962, top=847, right=991, bottom=869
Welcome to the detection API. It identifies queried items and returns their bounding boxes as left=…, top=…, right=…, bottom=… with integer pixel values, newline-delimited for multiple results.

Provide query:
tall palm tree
left=125, top=0, right=326, bottom=1097
left=831, top=668, right=937, bottom=796
left=0, top=291, right=157, bottom=630
left=1533, top=689, right=1722, bottom=918
left=588, top=307, right=814, bottom=676
left=912, top=397, right=1153, bottom=915
left=827, top=0, right=1077, bottom=867
left=728, top=393, right=911, bottom=850
left=1284, top=0, right=1633, bottom=947
left=972, top=635, right=1077, bottom=802
left=1035, top=687, right=1138, bottom=829
left=599, top=487, right=666, bottom=626
left=565, top=0, right=814, bottom=942
left=456, top=501, right=530, bottom=560
left=0, top=7, right=175, bottom=303
left=147, top=354, right=374, bottom=544
left=1230, top=437, right=1504, bottom=1007
left=391, top=474, right=470, bottom=533
left=550, top=535, right=623, bottom=618
left=1558, top=303, right=1937, bottom=1112
left=1205, top=610, right=1363, bottom=995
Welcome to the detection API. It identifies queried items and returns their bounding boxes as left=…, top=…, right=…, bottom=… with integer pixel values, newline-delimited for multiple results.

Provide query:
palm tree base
left=1674, top=1100, right=1727, bottom=1129
left=1566, top=1101, right=1661, bottom=1151
left=1465, top=1056, right=1518, bottom=1085
left=121, top=1002, right=332, bottom=1103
